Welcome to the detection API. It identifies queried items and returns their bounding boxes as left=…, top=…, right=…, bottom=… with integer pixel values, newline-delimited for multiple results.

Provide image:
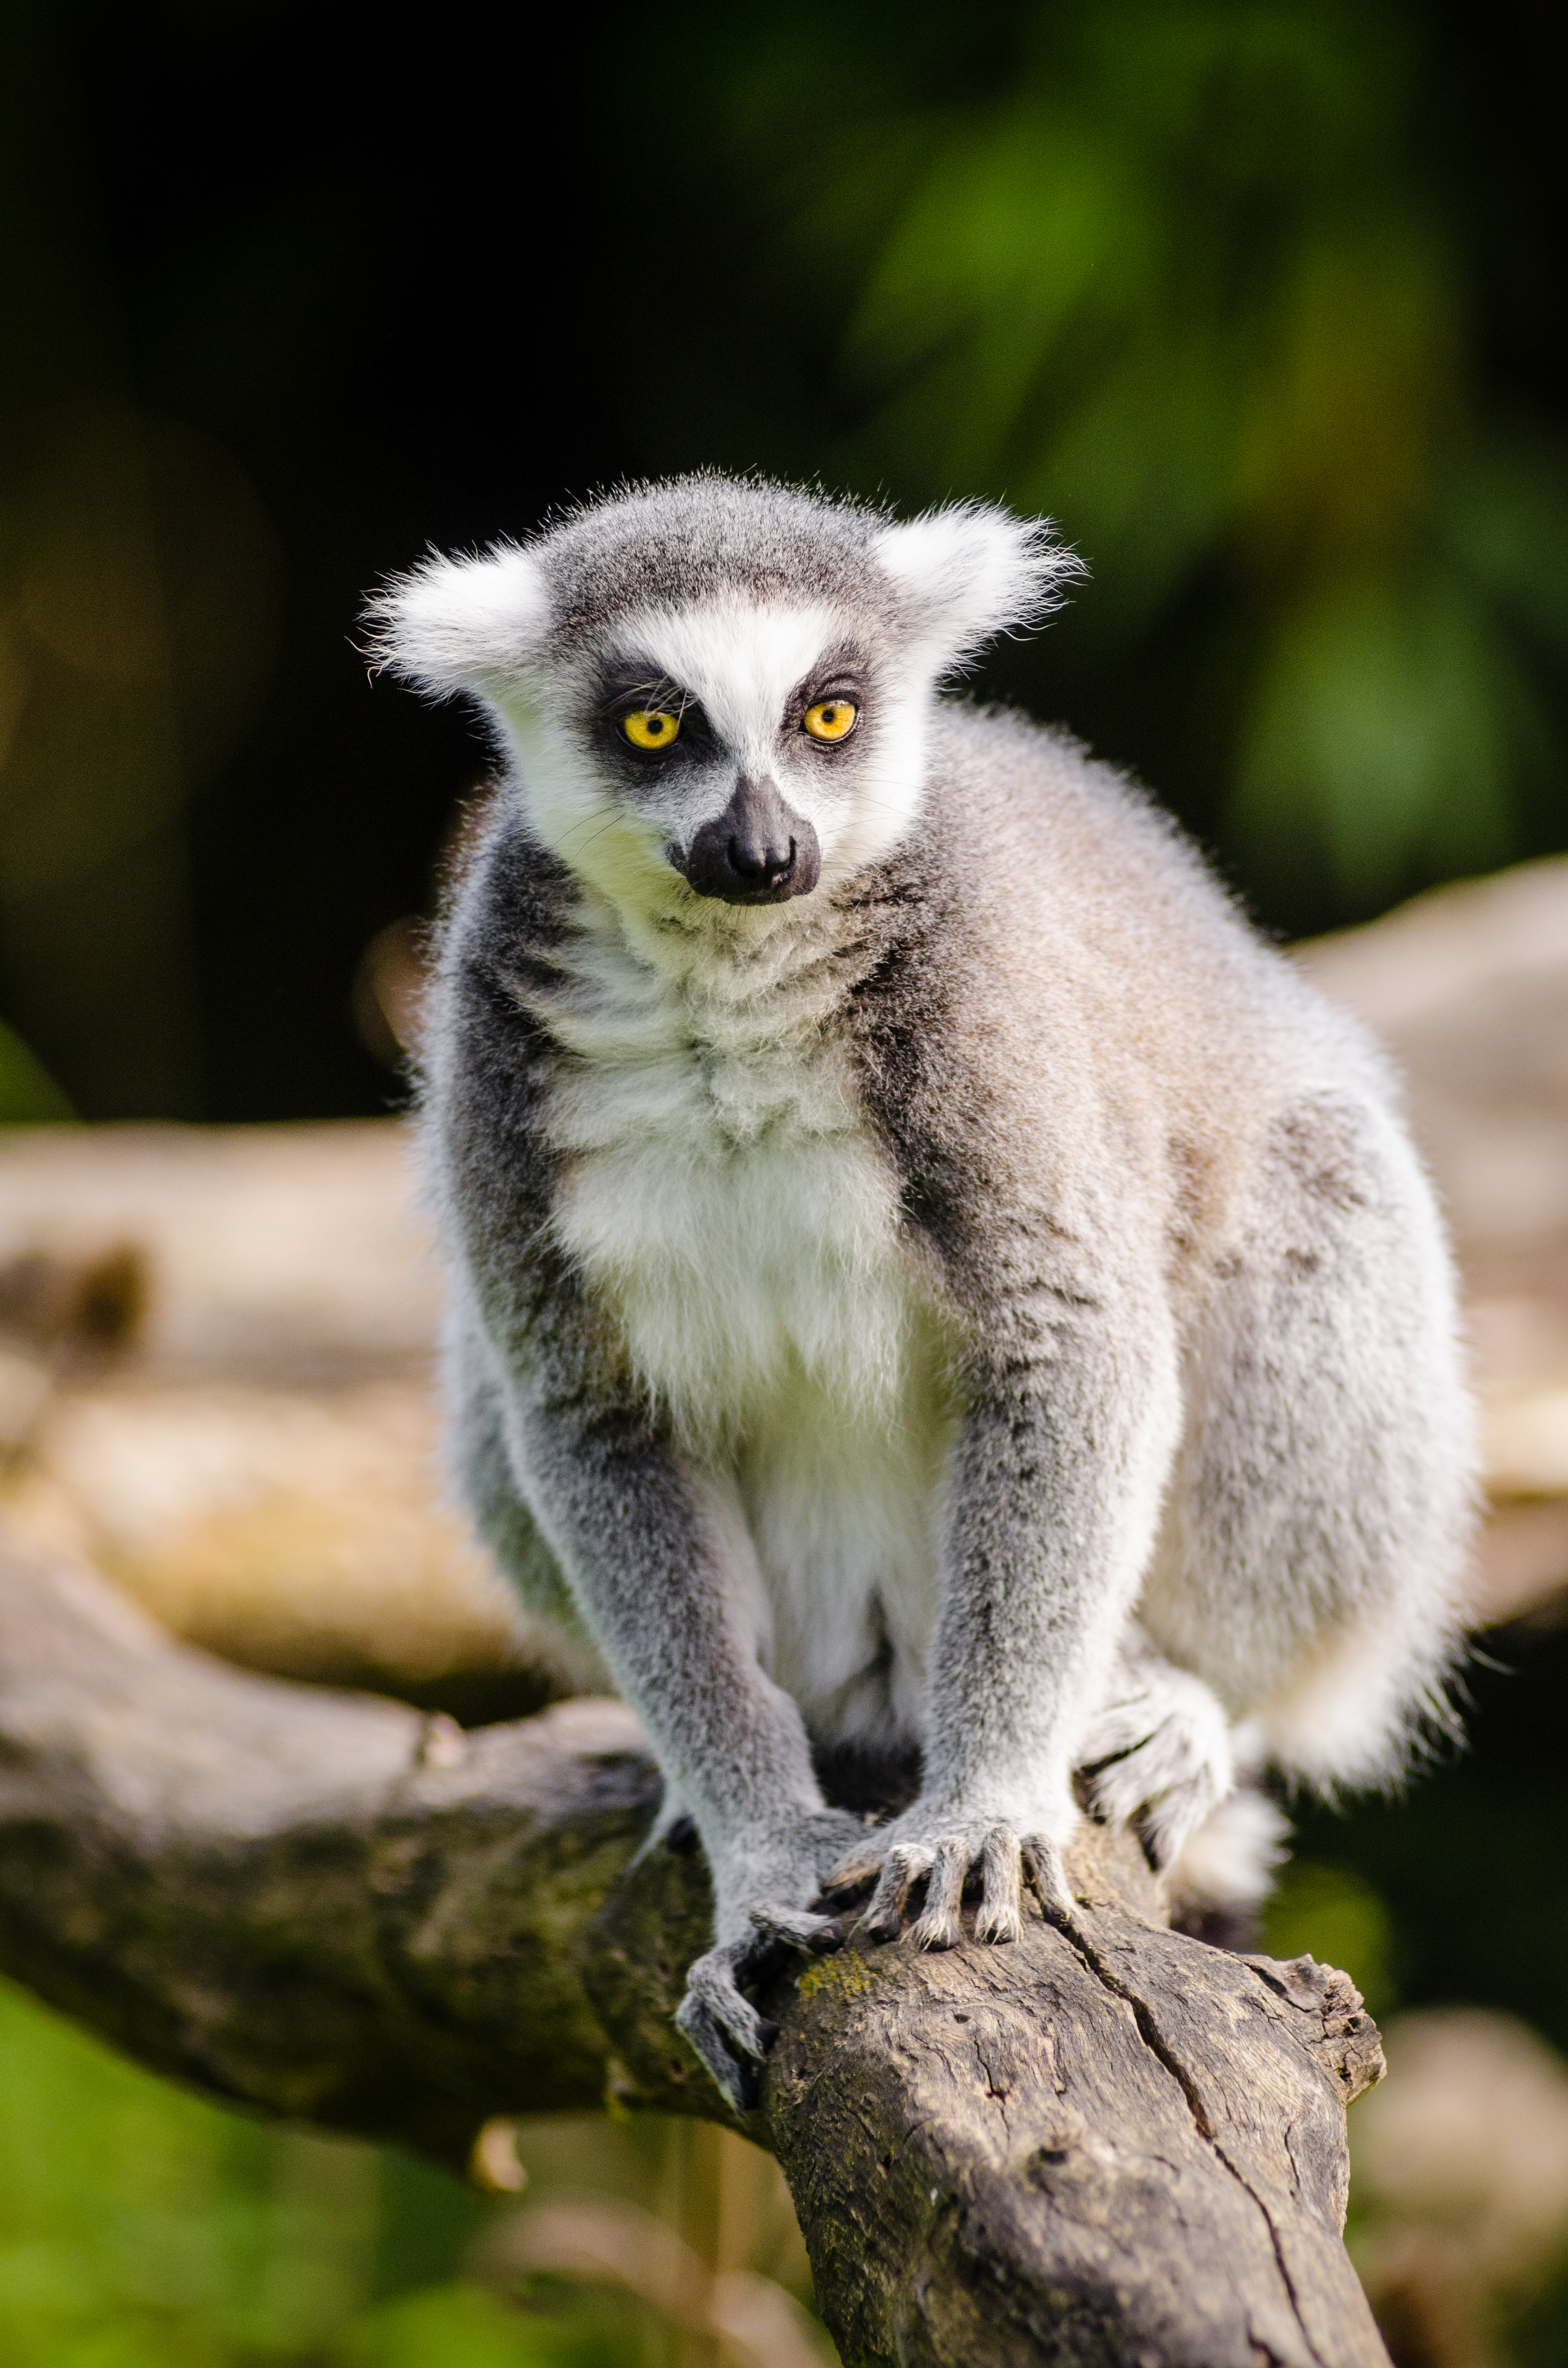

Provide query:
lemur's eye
left=623, top=709, right=681, bottom=750
left=803, top=699, right=858, bottom=743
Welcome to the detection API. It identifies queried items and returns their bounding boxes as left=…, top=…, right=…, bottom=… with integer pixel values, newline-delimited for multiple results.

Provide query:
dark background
left=1, top=0, right=1565, bottom=1122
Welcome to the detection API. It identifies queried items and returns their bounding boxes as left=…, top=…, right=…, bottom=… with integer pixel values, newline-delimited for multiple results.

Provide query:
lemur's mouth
left=674, top=777, right=821, bottom=904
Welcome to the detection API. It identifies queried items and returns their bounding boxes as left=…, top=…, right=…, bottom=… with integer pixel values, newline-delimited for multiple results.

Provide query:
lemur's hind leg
left=1145, top=1090, right=1475, bottom=1792
left=1127, top=1090, right=1474, bottom=1933
left=634, top=1777, right=698, bottom=1863
left=1079, top=1090, right=1474, bottom=1934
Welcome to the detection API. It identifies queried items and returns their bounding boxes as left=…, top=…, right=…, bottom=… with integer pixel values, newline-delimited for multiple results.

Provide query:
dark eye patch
left=591, top=663, right=714, bottom=760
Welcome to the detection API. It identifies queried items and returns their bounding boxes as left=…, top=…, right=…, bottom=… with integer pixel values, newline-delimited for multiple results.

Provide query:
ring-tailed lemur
left=369, top=475, right=1474, bottom=2109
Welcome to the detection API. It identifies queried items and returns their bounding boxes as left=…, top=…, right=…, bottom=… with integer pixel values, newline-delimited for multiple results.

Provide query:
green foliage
left=0, top=1016, right=73, bottom=1122
left=1260, top=1859, right=1395, bottom=2017
left=0, top=1976, right=611, bottom=2368
left=331, top=2286, right=569, bottom=2368
left=3, top=3, right=1564, bottom=1117
left=705, top=0, right=1568, bottom=926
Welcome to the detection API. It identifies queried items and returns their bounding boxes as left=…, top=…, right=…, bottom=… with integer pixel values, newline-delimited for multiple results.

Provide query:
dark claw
left=821, top=1857, right=880, bottom=1901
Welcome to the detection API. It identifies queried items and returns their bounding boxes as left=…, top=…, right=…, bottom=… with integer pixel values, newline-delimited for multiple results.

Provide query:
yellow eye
left=623, top=709, right=681, bottom=750
left=804, top=698, right=858, bottom=743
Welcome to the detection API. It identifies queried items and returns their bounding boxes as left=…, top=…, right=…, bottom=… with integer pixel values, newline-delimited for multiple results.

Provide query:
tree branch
left=0, top=1529, right=1388, bottom=2367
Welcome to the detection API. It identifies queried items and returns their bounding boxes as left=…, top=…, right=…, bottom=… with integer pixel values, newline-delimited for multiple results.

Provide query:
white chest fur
left=540, top=911, right=955, bottom=1739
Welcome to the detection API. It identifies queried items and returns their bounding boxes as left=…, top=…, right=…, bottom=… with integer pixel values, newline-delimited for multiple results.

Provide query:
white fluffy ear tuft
left=363, top=544, right=550, bottom=698
left=872, top=503, right=1085, bottom=671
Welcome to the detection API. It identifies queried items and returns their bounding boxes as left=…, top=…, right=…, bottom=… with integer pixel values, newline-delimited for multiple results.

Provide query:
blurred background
left=1, top=1, right=1567, bottom=2363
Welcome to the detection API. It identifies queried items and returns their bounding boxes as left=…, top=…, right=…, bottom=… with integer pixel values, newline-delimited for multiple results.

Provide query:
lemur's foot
left=674, top=1807, right=864, bottom=2109
left=826, top=1809, right=1075, bottom=1950
left=1077, top=1658, right=1234, bottom=1869
left=674, top=1943, right=776, bottom=2110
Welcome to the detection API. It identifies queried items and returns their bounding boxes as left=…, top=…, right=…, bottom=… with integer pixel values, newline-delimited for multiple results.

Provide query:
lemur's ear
left=364, top=544, right=550, bottom=698
left=871, top=503, right=1084, bottom=673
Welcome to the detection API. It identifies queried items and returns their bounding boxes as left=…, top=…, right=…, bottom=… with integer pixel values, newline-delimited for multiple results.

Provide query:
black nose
left=678, top=777, right=822, bottom=905
left=728, top=818, right=794, bottom=886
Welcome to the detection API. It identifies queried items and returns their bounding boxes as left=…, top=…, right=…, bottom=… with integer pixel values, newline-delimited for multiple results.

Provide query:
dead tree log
left=0, top=1528, right=1388, bottom=2368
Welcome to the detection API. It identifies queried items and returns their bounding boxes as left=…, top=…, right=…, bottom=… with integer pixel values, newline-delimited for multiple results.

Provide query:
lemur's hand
left=824, top=1797, right=1077, bottom=1950
left=673, top=1807, right=867, bottom=2111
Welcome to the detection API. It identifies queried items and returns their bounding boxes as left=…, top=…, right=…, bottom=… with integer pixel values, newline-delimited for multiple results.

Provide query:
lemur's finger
left=823, top=1838, right=884, bottom=1895
left=1021, top=1835, right=1074, bottom=1922
left=911, top=1838, right=968, bottom=1950
left=976, top=1825, right=1024, bottom=1943
left=747, top=1901, right=845, bottom=1955
left=857, top=1843, right=924, bottom=1943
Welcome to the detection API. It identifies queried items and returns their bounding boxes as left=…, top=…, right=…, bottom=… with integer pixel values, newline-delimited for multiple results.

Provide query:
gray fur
left=368, top=476, right=1475, bottom=2107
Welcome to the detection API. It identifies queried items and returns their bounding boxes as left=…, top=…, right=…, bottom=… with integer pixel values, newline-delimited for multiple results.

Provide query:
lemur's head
left=368, top=476, right=1079, bottom=922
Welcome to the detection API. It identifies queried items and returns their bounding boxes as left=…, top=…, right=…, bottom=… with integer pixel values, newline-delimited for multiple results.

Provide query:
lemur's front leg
left=500, top=1373, right=864, bottom=2106
left=830, top=1280, right=1182, bottom=1946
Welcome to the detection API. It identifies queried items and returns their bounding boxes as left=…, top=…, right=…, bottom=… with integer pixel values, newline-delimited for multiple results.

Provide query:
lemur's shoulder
left=924, top=699, right=1253, bottom=947
left=919, top=698, right=1378, bottom=1077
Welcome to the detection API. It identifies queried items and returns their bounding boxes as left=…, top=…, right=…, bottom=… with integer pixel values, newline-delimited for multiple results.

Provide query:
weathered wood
left=0, top=1527, right=1388, bottom=2367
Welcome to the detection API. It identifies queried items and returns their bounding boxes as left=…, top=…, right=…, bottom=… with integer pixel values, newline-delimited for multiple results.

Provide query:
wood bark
left=0, top=1526, right=1388, bottom=2368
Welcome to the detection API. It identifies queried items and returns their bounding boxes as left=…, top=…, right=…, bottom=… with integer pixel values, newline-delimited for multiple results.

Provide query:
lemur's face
left=506, top=598, right=930, bottom=916
left=583, top=608, right=869, bottom=906
left=369, top=480, right=1079, bottom=928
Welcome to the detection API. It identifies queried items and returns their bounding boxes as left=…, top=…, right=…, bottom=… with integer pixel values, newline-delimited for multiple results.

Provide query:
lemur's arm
left=430, top=889, right=863, bottom=2104
left=831, top=1221, right=1184, bottom=1944
left=495, top=1367, right=857, bottom=1882
left=471, top=1339, right=862, bottom=2103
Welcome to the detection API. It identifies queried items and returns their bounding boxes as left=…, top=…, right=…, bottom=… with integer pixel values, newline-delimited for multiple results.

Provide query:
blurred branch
left=0, top=1529, right=1389, bottom=2368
